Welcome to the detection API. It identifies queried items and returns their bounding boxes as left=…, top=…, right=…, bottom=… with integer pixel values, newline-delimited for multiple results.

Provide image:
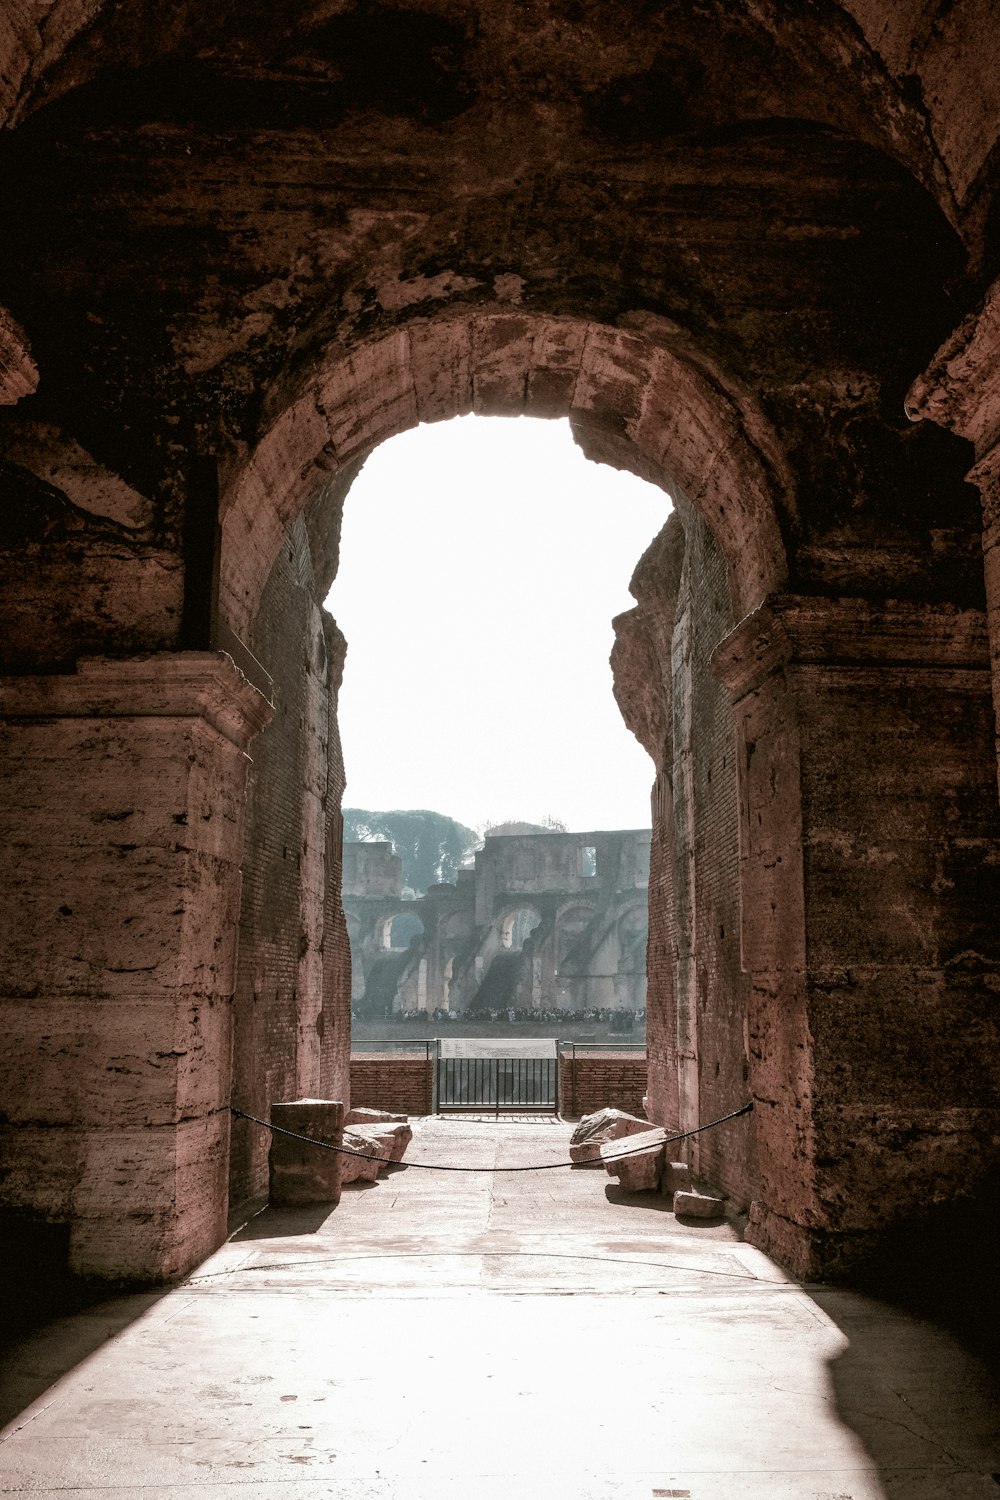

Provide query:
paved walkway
left=1, top=1117, right=999, bottom=1498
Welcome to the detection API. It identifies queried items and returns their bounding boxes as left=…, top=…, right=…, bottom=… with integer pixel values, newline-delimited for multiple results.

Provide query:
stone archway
left=218, top=306, right=795, bottom=1234
left=218, top=309, right=794, bottom=645
left=3, top=0, right=998, bottom=1298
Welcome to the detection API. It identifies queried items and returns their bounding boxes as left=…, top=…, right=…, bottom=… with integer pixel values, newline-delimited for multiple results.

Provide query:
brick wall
left=558, top=1052, right=647, bottom=1119
left=632, top=505, right=756, bottom=1209
left=229, top=516, right=350, bottom=1213
left=678, top=506, right=756, bottom=1206
left=351, top=1054, right=434, bottom=1115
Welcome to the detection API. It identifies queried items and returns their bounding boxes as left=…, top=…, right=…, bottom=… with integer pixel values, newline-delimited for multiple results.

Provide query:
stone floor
left=1, top=1117, right=999, bottom=1498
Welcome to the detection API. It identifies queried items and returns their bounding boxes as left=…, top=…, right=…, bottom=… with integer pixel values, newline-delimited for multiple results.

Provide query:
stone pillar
left=714, top=597, right=1000, bottom=1279
left=269, top=1099, right=344, bottom=1206
left=0, top=653, right=272, bottom=1282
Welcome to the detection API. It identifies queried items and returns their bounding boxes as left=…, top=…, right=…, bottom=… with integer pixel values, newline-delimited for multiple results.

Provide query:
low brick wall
left=558, top=1051, right=648, bottom=1120
left=351, top=1053, right=433, bottom=1116
left=350, top=1049, right=647, bottom=1119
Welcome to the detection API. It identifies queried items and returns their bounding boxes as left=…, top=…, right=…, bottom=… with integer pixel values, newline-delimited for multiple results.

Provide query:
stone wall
left=230, top=513, right=351, bottom=1216
left=669, top=505, right=756, bottom=1203
left=615, top=506, right=755, bottom=1207
left=350, top=1055, right=434, bottom=1117
left=558, top=1052, right=647, bottom=1121
left=4, top=0, right=1000, bottom=1295
left=0, top=656, right=271, bottom=1281
left=346, top=830, right=650, bottom=1021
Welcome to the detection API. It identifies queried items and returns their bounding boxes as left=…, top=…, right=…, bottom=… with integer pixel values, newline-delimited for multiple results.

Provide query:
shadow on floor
left=0, top=1288, right=165, bottom=1433
left=604, top=1183, right=680, bottom=1213
left=815, top=1200, right=1000, bottom=1495
left=818, top=1289, right=1000, bottom=1497
left=231, top=1202, right=340, bottom=1240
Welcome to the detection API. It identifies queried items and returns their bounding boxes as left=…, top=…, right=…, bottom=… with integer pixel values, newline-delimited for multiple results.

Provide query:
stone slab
left=344, top=1107, right=409, bottom=1126
left=661, top=1160, right=692, bottom=1195
left=674, top=1188, right=726, bottom=1219
left=601, top=1127, right=668, bottom=1191
left=569, top=1107, right=656, bottom=1165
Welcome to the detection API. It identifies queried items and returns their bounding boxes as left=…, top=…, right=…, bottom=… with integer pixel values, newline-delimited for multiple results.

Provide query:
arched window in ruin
left=500, top=906, right=543, bottom=952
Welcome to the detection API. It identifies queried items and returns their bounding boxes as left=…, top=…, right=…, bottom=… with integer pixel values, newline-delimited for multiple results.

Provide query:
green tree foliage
left=343, top=808, right=481, bottom=894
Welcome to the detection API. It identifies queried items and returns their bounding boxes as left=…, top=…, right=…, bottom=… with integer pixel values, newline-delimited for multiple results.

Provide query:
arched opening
left=220, top=304, right=787, bottom=1229
left=382, top=912, right=425, bottom=953
left=501, top=907, right=543, bottom=954
left=0, top=3, right=997, bottom=1371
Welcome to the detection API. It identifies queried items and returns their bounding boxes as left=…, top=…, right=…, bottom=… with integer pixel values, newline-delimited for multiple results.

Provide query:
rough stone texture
left=673, top=1189, right=725, bottom=1220
left=615, top=506, right=755, bottom=1205
left=268, top=1099, right=343, bottom=1207
left=345, top=828, right=649, bottom=1019
left=2, top=1, right=1000, bottom=1295
left=601, top=1128, right=668, bottom=1192
left=0, top=655, right=272, bottom=1280
left=340, top=1130, right=384, bottom=1186
left=344, top=1108, right=409, bottom=1128
left=353, top=1122, right=413, bottom=1164
left=0, top=304, right=37, bottom=403
left=714, top=596, right=1000, bottom=1277
left=569, top=1108, right=657, bottom=1166
left=662, top=1161, right=693, bottom=1196
left=229, top=509, right=351, bottom=1218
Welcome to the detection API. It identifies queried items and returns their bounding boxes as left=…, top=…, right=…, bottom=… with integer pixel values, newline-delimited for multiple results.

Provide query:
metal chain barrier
left=229, top=1101, right=753, bottom=1174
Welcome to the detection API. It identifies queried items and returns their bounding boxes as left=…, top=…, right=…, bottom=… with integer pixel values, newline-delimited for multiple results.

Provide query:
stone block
left=601, top=1127, right=668, bottom=1191
left=354, top=1122, right=413, bottom=1163
left=345, top=1107, right=409, bottom=1127
left=340, top=1128, right=384, bottom=1184
left=570, top=1107, right=657, bottom=1165
left=673, top=1189, right=726, bottom=1219
left=661, top=1160, right=692, bottom=1195
left=269, top=1099, right=343, bottom=1206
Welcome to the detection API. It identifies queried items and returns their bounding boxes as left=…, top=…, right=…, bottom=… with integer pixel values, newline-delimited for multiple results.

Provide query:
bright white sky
left=326, top=415, right=670, bottom=834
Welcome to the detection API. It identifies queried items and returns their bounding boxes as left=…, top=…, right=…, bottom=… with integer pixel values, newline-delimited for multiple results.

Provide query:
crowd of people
left=353, top=1005, right=646, bottom=1030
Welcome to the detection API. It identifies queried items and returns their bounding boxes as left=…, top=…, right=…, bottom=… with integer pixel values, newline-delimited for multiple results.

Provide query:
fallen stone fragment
left=661, top=1160, right=692, bottom=1195
left=340, top=1128, right=383, bottom=1184
left=601, top=1127, right=668, bottom=1191
left=356, top=1121, right=413, bottom=1162
left=673, top=1189, right=725, bottom=1219
left=344, top=1107, right=409, bottom=1127
left=570, top=1107, right=659, bottom=1165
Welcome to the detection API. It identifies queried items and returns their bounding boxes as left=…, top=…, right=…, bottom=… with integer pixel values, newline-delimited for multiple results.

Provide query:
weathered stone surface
left=344, top=1107, right=409, bottom=1127
left=340, top=1129, right=384, bottom=1185
left=0, top=305, right=38, bottom=403
left=346, top=829, right=649, bottom=1019
left=3, top=0, right=1000, bottom=1302
left=569, top=1108, right=658, bottom=1166
left=674, top=1190, right=726, bottom=1220
left=0, top=655, right=271, bottom=1282
left=269, top=1099, right=344, bottom=1208
left=661, top=1161, right=693, bottom=1196
left=352, top=1122, right=413, bottom=1164
left=601, top=1128, right=668, bottom=1192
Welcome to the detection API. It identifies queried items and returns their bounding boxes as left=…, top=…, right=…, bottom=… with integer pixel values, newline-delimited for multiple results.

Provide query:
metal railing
left=350, top=1036, right=647, bottom=1116
left=435, top=1054, right=559, bottom=1115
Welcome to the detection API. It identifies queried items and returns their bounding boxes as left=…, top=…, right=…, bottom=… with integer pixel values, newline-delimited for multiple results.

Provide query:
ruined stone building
left=1, top=1, right=1000, bottom=1312
left=344, top=829, right=650, bottom=1017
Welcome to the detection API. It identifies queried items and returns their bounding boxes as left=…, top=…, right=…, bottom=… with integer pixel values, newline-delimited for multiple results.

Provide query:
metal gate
left=435, top=1039, right=558, bottom=1114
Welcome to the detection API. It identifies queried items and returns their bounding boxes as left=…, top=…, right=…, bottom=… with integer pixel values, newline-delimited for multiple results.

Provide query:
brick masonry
left=558, top=1053, right=648, bottom=1121
left=230, top=509, right=352, bottom=1218
left=350, top=1055, right=434, bottom=1117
